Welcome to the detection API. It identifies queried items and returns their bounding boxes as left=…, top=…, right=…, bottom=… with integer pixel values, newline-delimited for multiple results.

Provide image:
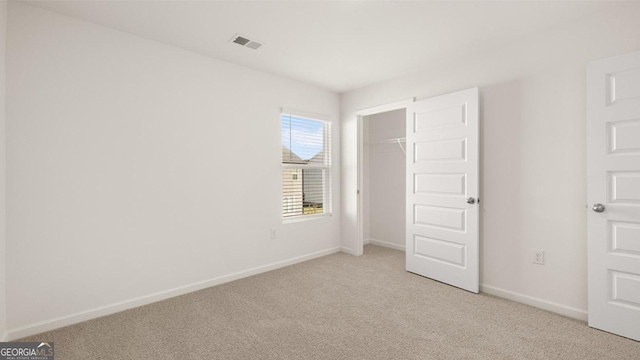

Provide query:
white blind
left=281, top=113, right=331, bottom=218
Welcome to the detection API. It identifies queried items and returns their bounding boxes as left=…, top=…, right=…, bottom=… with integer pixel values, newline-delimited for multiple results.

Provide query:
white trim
left=367, top=238, right=406, bottom=252
left=1, top=331, right=6, bottom=342
left=281, top=107, right=330, bottom=122
left=6, top=246, right=342, bottom=341
left=363, top=238, right=371, bottom=245
left=354, top=98, right=415, bottom=117
left=282, top=163, right=328, bottom=169
left=282, top=212, right=331, bottom=224
left=356, top=114, right=364, bottom=257
left=340, top=247, right=358, bottom=256
left=480, top=284, right=588, bottom=322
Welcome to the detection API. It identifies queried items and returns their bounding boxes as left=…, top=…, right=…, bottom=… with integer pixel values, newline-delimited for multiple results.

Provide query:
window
left=281, top=112, right=331, bottom=219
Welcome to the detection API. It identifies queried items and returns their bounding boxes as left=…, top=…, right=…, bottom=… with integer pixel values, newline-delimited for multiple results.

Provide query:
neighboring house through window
left=281, top=111, right=331, bottom=219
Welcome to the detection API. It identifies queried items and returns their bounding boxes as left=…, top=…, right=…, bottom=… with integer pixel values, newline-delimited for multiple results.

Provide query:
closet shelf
left=380, top=137, right=406, bottom=155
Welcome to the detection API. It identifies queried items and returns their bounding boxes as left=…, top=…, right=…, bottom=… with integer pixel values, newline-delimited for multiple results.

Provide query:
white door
left=587, top=50, right=640, bottom=341
left=406, top=88, right=479, bottom=293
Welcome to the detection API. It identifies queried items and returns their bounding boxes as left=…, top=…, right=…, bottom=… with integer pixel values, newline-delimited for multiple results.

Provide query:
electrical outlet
left=533, top=249, right=545, bottom=265
left=270, top=228, right=277, bottom=239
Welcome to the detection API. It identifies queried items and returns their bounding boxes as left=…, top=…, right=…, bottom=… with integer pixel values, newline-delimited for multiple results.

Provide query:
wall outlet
left=533, top=249, right=545, bottom=265
left=270, top=228, right=277, bottom=239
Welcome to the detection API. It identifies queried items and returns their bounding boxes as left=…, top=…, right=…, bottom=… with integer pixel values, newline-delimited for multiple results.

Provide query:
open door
left=406, top=88, right=479, bottom=293
left=587, top=50, right=640, bottom=341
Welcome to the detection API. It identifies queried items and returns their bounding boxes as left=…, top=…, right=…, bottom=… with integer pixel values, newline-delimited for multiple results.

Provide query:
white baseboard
left=480, top=284, right=588, bottom=322
left=340, top=246, right=357, bottom=256
left=363, top=239, right=371, bottom=245
left=7, top=246, right=343, bottom=341
left=367, top=238, right=406, bottom=252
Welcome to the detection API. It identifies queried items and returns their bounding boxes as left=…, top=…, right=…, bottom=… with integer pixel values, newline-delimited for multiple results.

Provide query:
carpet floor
left=20, top=245, right=640, bottom=359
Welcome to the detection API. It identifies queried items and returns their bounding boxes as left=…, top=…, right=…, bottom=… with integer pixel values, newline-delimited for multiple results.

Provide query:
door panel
left=414, top=205, right=466, bottom=231
left=587, top=50, right=640, bottom=341
left=611, top=272, right=640, bottom=308
left=406, top=87, right=479, bottom=293
left=610, top=221, right=640, bottom=255
left=608, top=119, right=640, bottom=154
left=414, top=104, right=467, bottom=130
left=414, top=235, right=466, bottom=266
left=610, top=172, right=640, bottom=203
left=607, top=67, right=640, bottom=104
left=414, top=173, right=467, bottom=196
left=414, top=138, right=467, bottom=162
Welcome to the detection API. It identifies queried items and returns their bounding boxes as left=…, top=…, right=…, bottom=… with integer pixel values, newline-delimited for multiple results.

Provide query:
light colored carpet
left=20, top=245, right=640, bottom=359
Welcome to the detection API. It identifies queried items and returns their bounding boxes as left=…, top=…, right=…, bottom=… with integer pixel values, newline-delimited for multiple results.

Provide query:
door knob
left=592, top=203, right=605, bottom=213
left=467, top=197, right=476, bottom=204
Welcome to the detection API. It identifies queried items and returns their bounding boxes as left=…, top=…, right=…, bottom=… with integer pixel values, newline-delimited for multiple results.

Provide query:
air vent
left=230, top=34, right=263, bottom=50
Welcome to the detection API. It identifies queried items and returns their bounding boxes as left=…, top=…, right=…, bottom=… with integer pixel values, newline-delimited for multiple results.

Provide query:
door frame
left=355, top=98, right=414, bottom=256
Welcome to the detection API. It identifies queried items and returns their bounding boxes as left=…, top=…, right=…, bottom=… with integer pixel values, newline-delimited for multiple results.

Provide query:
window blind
left=281, top=113, right=331, bottom=218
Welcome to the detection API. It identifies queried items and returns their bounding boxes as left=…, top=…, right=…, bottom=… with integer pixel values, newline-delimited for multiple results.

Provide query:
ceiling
left=21, top=0, right=626, bottom=93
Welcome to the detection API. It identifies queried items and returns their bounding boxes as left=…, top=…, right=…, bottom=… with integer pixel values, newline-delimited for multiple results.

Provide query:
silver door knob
left=592, top=203, right=605, bottom=213
left=467, top=197, right=476, bottom=204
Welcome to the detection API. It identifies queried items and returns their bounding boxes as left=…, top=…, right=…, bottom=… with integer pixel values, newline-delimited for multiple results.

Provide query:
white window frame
left=281, top=108, right=332, bottom=222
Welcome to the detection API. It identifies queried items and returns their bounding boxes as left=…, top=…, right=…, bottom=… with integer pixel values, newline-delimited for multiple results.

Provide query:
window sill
left=282, top=212, right=332, bottom=224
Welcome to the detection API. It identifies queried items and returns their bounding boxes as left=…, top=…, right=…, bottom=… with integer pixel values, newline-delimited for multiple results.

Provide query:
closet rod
left=379, top=137, right=406, bottom=155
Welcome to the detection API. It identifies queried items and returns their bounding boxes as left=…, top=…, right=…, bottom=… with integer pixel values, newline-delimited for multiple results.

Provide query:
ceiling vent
left=230, top=34, right=263, bottom=50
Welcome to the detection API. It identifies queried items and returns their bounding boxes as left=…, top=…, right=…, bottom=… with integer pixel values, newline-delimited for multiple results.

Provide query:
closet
left=362, top=108, right=406, bottom=251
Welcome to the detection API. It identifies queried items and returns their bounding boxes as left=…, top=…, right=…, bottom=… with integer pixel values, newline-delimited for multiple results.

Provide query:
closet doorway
left=363, top=109, right=407, bottom=252
left=356, top=99, right=413, bottom=255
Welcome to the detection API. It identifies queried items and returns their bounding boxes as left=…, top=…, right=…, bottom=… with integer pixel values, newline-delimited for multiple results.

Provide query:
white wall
left=0, top=0, right=7, bottom=342
left=364, top=110, right=405, bottom=249
left=341, top=3, right=640, bottom=318
left=6, top=3, right=340, bottom=338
